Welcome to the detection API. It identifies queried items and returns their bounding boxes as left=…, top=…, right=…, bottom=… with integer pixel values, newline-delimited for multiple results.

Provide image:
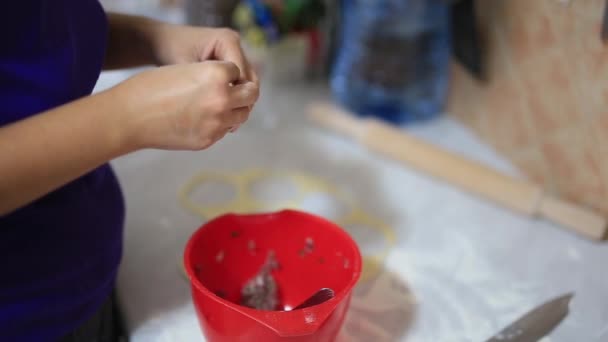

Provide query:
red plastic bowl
left=184, top=210, right=362, bottom=342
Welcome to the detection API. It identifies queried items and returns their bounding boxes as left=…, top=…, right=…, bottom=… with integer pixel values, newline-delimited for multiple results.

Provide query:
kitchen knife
left=485, top=293, right=574, bottom=342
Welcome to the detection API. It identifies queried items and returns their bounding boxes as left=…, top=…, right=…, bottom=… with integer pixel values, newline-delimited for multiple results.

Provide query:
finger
left=228, top=124, right=240, bottom=133
left=212, top=60, right=241, bottom=83
left=210, top=130, right=229, bottom=144
left=229, top=123, right=241, bottom=133
left=223, top=106, right=250, bottom=128
left=216, top=36, right=250, bottom=82
left=247, top=62, right=259, bottom=85
left=229, top=82, right=259, bottom=109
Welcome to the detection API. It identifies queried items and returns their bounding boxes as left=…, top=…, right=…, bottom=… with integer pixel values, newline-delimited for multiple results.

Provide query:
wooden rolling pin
left=308, top=102, right=608, bottom=241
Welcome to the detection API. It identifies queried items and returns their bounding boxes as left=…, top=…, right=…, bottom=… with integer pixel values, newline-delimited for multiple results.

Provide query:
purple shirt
left=0, top=1, right=125, bottom=340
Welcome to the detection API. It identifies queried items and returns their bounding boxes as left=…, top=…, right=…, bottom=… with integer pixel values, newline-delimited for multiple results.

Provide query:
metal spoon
left=292, top=288, right=335, bottom=310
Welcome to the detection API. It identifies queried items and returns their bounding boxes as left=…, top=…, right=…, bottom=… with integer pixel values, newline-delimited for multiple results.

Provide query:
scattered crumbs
left=319, top=257, right=325, bottom=264
left=298, top=237, right=315, bottom=257
left=343, top=258, right=350, bottom=269
left=304, top=311, right=316, bottom=324
left=268, top=249, right=277, bottom=260
left=248, top=240, right=257, bottom=255
left=216, top=250, right=225, bottom=263
left=305, top=237, right=314, bottom=251
left=230, top=230, right=240, bottom=238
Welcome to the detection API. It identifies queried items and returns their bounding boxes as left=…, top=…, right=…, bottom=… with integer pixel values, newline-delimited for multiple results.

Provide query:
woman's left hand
left=152, top=24, right=258, bottom=84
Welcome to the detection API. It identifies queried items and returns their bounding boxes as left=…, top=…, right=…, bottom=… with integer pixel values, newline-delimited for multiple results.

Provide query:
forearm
left=0, top=90, right=135, bottom=215
left=104, top=12, right=164, bottom=69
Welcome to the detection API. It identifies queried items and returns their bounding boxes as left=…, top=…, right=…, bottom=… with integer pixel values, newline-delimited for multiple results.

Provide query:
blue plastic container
left=330, top=0, right=451, bottom=125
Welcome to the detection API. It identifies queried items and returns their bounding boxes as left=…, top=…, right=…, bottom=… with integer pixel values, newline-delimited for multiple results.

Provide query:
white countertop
left=95, top=69, right=608, bottom=342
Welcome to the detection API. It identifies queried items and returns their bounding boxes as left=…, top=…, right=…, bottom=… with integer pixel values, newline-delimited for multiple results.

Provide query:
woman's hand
left=105, top=13, right=258, bottom=84
left=112, top=60, right=259, bottom=151
left=106, top=14, right=259, bottom=133
left=152, top=24, right=258, bottom=84
left=149, top=24, right=259, bottom=133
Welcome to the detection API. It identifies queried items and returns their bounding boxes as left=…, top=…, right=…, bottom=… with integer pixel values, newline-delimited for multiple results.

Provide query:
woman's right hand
left=111, top=60, right=259, bottom=151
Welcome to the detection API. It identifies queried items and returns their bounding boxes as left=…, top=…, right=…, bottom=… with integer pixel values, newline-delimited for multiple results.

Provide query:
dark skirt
left=59, top=291, right=127, bottom=342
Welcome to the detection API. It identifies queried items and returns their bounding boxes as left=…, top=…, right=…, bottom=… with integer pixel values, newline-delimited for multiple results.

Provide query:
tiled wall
left=448, top=0, right=608, bottom=214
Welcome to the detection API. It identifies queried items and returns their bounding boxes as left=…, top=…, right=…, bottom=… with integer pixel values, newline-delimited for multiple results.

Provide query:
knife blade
left=485, top=293, right=574, bottom=342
